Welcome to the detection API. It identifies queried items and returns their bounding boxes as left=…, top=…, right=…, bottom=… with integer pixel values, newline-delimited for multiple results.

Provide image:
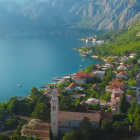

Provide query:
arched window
left=53, top=106, right=56, bottom=111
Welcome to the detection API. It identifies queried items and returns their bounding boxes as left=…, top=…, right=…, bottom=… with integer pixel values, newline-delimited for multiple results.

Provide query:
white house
left=116, top=72, right=128, bottom=79
left=72, top=94, right=86, bottom=99
left=90, top=70, right=105, bottom=79
left=121, top=56, right=129, bottom=61
left=129, top=53, right=137, bottom=58
left=66, top=82, right=83, bottom=91
left=72, top=72, right=88, bottom=84
left=117, top=64, right=128, bottom=70
left=85, top=98, right=99, bottom=105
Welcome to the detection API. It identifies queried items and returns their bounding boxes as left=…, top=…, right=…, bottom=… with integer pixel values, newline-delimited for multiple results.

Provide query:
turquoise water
left=0, top=34, right=105, bottom=102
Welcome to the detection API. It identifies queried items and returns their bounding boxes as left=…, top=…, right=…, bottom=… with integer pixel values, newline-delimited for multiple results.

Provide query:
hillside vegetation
left=92, top=19, right=140, bottom=57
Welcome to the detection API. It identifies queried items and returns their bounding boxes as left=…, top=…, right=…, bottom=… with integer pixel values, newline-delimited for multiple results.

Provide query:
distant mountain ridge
left=1, top=0, right=140, bottom=33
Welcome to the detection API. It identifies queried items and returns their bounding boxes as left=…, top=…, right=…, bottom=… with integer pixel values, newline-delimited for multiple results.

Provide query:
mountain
left=1, top=0, right=140, bottom=34
left=90, top=18, right=140, bottom=57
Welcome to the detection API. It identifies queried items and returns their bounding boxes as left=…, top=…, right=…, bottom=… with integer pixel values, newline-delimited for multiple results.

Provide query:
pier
left=52, top=77, right=64, bottom=81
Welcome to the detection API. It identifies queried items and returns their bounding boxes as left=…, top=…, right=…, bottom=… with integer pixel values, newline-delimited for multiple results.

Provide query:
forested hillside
left=92, top=19, right=140, bottom=57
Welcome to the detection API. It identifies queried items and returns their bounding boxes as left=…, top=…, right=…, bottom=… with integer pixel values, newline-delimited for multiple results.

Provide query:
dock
left=52, top=77, right=64, bottom=81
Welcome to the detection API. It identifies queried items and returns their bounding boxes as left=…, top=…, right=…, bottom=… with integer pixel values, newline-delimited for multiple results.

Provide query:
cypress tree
left=119, top=93, right=127, bottom=113
left=49, top=127, right=53, bottom=140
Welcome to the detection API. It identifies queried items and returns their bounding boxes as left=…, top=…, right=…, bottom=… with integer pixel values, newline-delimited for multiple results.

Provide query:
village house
left=112, top=87, right=124, bottom=94
left=72, top=72, right=92, bottom=84
left=105, top=63, right=114, bottom=68
left=91, top=84, right=101, bottom=90
left=51, top=88, right=113, bottom=137
left=111, top=93, right=122, bottom=102
left=112, top=81, right=124, bottom=90
left=116, top=72, right=128, bottom=79
left=72, top=94, right=86, bottom=99
left=90, top=70, right=105, bottom=79
left=96, top=64, right=103, bottom=69
left=72, top=72, right=87, bottom=84
left=121, top=56, right=129, bottom=61
left=66, top=82, right=83, bottom=91
left=114, top=61, right=120, bottom=65
left=111, top=98, right=120, bottom=114
left=85, top=98, right=99, bottom=105
left=99, top=102, right=108, bottom=108
left=106, top=81, right=125, bottom=93
left=129, top=53, right=137, bottom=58
left=117, top=64, right=128, bottom=70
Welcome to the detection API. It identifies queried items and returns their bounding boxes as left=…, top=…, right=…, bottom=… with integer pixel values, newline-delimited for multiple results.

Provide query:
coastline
left=73, top=47, right=107, bottom=62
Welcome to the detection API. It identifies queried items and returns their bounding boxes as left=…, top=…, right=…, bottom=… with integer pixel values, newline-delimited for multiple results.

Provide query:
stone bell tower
left=51, top=86, right=58, bottom=137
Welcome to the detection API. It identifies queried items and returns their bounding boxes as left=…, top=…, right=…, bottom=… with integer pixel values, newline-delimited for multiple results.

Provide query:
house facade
left=121, top=56, right=129, bottom=61
left=116, top=72, right=128, bottom=79
left=129, top=53, right=137, bottom=58
left=90, top=70, right=105, bottom=79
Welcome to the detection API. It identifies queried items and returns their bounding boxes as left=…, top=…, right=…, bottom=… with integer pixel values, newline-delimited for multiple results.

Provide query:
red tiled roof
left=130, top=53, right=136, bottom=56
left=75, top=76, right=86, bottom=80
left=58, top=111, right=100, bottom=122
left=113, top=82, right=124, bottom=86
left=92, top=84, right=100, bottom=89
left=96, top=111, right=113, bottom=122
left=76, top=72, right=87, bottom=76
left=117, top=72, right=127, bottom=76
left=88, top=75, right=93, bottom=78
left=75, top=94, right=84, bottom=96
left=115, top=98, right=120, bottom=102
left=90, top=70, right=97, bottom=75
left=66, top=82, right=77, bottom=89
left=106, top=85, right=116, bottom=89
left=114, top=93, right=122, bottom=99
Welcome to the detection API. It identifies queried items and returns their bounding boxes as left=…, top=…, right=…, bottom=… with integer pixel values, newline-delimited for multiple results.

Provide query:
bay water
left=0, top=34, right=105, bottom=102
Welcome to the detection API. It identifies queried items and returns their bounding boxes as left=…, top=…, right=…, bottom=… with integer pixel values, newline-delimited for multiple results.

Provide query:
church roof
left=58, top=111, right=100, bottom=122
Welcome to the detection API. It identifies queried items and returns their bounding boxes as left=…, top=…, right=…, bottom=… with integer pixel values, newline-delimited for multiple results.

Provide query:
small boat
left=79, top=65, right=82, bottom=67
left=17, top=84, right=22, bottom=87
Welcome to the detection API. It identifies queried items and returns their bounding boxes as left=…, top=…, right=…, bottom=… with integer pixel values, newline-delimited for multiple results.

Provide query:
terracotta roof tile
left=58, top=111, right=100, bottom=122
left=66, top=82, right=77, bottom=89
left=106, top=85, right=116, bottom=89
left=130, top=53, right=136, bottom=56
left=92, top=84, right=100, bottom=89
left=117, top=72, right=127, bottom=75
left=113, top=82, right=124, bottom=86
left=76, top=72, right=88, bottom=76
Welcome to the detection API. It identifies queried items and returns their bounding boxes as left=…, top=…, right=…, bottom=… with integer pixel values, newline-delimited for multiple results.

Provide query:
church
left=51, top=87, right=112, bottom=137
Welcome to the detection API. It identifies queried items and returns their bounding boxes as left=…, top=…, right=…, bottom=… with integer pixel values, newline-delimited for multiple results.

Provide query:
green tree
left=14, top=128, right=21, bottom=136
left=49, top=127, right=53, bottom=140
left=119, top=93, right=128, bottom=113
left=0, top=133, right=10, bottom=140
left=134, top=117, right=140, bottom=133
left=63, top=129, right=79, bottom=140
left=100, top=120, right=112, bottom=135
left=86, top=64, right=96, bottom=74
left=93, top=103, right=100, bottom=111
left=113, top=121, right=127, bottom=137
left=32, top=102, right=50, bottom=121
left=80, top=117, right=92, bottom=140
left=30, top=87, right=41, bottom=100
left=127, top=98, right=137, bottom=123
